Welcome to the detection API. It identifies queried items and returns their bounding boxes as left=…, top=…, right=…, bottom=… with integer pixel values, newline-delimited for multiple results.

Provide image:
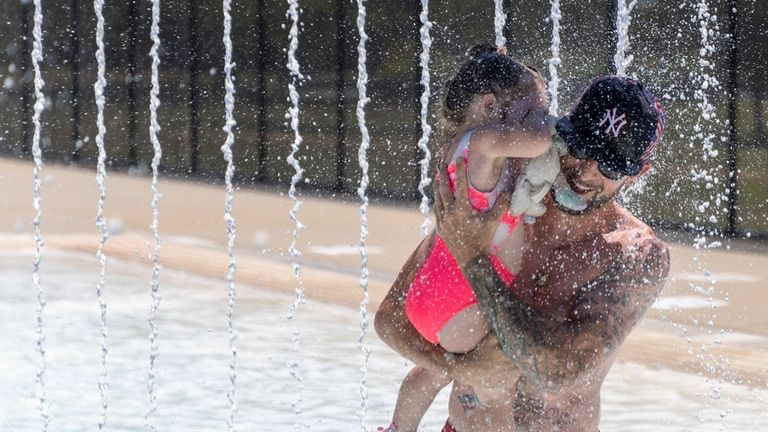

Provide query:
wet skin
left=375, top=156, right=670, bottom=432
left=381, top=68, right=556, bottom=432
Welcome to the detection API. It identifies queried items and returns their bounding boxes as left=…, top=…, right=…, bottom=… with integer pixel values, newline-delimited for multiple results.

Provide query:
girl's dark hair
left=440, top=43, right=538, bottom=127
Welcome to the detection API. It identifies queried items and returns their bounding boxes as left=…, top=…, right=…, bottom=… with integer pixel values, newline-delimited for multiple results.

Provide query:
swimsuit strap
left=448, top=128, right=515, bottom=209
left=450, top=128, right=475, bottom=165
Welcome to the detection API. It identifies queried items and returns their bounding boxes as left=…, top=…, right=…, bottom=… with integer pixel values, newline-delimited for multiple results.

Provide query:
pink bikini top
left=446, top=129, right=517, bottom=211
left=441, top=129, right=523, bottom=287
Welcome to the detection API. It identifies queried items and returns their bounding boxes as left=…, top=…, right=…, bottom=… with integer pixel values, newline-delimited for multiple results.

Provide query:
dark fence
left=0, top=0, right=765, bottom=238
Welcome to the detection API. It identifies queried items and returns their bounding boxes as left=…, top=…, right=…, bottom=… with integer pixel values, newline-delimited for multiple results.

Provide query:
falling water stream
left=285, top=0, right=306, bottom=428
left=93, top=0, right=110, bottom=428
left=221, top=0, right=239, bottom=429
left=493, top=0, right=506, bottom=48
left=690, top=4, right=723, bottom=294
left=354, top=0, right=371, bottom=429
left=548, top=0, right=562, bottom=115
left=417, top=0, right=432, bottom=236
left=30, top=0, right=48, bottom=429
left=614, top=0, right=637, bottom=76
left=145, top=0, right=163, bottom=429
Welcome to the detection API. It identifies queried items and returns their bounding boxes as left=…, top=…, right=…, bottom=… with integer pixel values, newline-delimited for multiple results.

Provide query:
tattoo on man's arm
left=464, top=255, right=550, bottom=382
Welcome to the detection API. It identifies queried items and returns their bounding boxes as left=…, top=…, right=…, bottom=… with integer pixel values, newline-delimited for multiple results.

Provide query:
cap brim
left=600, top=152, right=644, bottom=176
left=556, top=118, right=644, bottom=177
left=555, top=117, right=582, bottom=149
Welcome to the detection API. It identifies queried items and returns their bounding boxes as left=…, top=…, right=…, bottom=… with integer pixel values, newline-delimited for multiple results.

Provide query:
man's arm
left=464, top=238, right=670, bottom=391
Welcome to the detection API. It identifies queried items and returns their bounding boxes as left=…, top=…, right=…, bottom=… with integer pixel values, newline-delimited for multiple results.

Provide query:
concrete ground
left=0, top=157, right=766, bottom=387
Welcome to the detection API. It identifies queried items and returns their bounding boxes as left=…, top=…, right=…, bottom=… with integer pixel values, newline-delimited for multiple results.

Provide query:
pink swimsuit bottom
left=405, top=130, right=522, bottom=345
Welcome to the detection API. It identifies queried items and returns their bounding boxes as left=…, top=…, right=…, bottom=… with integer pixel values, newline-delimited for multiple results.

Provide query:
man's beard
left=552, top=188, right=618, bottom=215
left=552, top=169, right=623, bottom=216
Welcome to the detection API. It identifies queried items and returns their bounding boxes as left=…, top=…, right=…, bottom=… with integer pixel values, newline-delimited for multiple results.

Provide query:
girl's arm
left=472, top=100, right=556, bottom=159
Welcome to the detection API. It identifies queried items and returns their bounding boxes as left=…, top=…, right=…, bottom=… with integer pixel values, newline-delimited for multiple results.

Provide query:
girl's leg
left=437, top=304, right=489, bottom=353
left=439, top=305, right=517, bottom=404
left=386, top=366, right=452, bottom=432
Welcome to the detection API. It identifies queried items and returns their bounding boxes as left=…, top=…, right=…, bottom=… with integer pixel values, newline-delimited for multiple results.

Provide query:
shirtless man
left=375, top=76, right=671, bottom=431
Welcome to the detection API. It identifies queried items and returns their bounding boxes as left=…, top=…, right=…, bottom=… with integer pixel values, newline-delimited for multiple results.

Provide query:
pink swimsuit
left=405, top=130, right=523, bottom=344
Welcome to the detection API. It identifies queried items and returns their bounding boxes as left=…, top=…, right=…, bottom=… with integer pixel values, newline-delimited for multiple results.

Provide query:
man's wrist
left=459, top=253, right=493, bottom=274
left=443, top=351, right=458, bottom=369
left=454, top=251, right=488, bottom=270
left=443, top=351, right=473, bottom=383
left=439, top=234, right=484, bottom=268
left=425, top=349, right=457, bottom=380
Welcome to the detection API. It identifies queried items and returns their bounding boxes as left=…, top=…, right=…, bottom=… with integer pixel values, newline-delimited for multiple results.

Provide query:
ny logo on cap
left=598, top=107, right=627, bottom=137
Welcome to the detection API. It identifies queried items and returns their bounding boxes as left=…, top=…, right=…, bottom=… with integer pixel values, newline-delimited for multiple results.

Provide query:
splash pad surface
left=1, top=250, right=767, bottom=431
left=0, top=251, right=446, bottom=431
left=0, top=157, right=767, bottom=431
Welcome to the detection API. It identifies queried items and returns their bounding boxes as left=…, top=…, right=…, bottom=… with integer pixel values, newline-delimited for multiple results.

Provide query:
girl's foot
left=377, top=422, right=398, bottom=432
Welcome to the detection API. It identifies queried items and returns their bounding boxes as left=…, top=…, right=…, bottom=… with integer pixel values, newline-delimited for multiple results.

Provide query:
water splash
left=145, top=0, right=163, bottom=429
left=285, top=0, right=306, bottom=428
left=30, top=0, right=48, bottom=429
left=690, top=0, right=731, bottom=419
left=416, top=0, right=432, bottom=236
left=221, top=0, right=239, bottom=429
left=690, top=0, right=723, bottom=243
left=93, top=0, right=110, bottom=428
left=354, top=0, right=371, bottom=429
left=548, top=0, right=562, bottom=115
left=614, top=0, right=638, bottom=76
left=493, top=0, right=506, bottom=48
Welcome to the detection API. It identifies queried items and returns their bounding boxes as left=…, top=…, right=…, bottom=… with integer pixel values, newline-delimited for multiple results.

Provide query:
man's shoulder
left=613, top=203, right=656, bottom=233
left=614, top=204, right=668, bottom=251
left=597, top=205, right=670, bottom=288
left=570, top=226, right=669, bottom=325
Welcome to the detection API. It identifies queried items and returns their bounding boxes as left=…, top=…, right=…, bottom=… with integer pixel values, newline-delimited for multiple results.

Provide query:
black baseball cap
left=555, top=75, right=665, bottom=177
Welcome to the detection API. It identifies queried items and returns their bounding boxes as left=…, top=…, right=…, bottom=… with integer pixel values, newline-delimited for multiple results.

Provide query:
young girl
left=378, top=44, right=555, bottom=432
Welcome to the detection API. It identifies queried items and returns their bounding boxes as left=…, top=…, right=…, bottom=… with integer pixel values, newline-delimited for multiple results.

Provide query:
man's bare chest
left=513, top=235, right=606, bottom=321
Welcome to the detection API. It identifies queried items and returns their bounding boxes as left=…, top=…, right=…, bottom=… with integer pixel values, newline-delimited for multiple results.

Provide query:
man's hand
left=447, top=334, right=521, bottom=391
left=603, top=226, right=655, bottom=263
left=433, top=159, right=510, bottom=267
